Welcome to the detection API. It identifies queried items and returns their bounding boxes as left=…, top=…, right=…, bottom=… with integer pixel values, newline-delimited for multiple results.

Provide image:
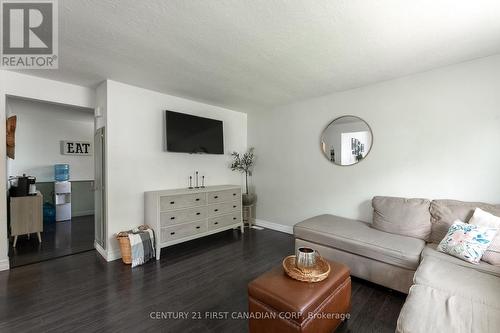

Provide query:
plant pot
left=242, top=193, right=257, bottom=205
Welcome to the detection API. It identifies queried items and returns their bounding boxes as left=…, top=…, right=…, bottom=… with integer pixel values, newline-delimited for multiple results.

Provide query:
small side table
left=10, top=191, right=43, bottom=247
left=243, top=204, right=255, bottom=228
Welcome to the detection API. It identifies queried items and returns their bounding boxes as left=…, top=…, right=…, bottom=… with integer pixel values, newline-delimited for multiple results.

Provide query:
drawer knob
left=233, top=205, right=236, bottom=208
left=214, top=209, right=219, bottom=212
left=233, top=193, right=236, bottom=196
left=196, top=212, right=201, bottom=215
left=170, top=201, right=175, bottom=204
left=196, top=226, right=201, bottom=229
left=214, top=196, right=219, bottom=199
left=214, top=222, right=219, bottom=225
left=170, top=217, right=175, bottom=220
left=233, top=217, right=237, bottom=220
left=195, top=198, right=200, bottom=201
left=170, top=232, right=175, bottom=235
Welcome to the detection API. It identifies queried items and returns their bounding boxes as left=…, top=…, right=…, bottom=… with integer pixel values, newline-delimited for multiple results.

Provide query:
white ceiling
left=15, top=0, right=500, bottom=112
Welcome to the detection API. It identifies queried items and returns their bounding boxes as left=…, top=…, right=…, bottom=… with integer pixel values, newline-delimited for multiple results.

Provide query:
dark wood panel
left=0, top=228, right=405, bottom=332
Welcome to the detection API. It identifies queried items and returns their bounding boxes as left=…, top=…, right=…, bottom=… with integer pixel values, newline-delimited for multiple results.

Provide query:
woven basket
left=116, top=232, right=132, bottom=264
left=116, top=225, right=150, bottom=265
left=282, top=255, right=331, bottom=283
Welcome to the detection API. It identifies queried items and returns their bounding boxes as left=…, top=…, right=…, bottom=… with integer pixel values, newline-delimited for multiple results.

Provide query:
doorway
left=6, top=96, right=98, bottom=267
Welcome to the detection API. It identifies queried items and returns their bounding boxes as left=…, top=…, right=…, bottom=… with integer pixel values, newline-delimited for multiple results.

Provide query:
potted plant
left=230, top=147, right=256, bottom=205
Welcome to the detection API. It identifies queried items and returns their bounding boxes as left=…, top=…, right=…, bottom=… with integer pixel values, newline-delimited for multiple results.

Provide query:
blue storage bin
left=54, top=164, right=70, bottom=181
left=43, top=202, right=56, bottom=223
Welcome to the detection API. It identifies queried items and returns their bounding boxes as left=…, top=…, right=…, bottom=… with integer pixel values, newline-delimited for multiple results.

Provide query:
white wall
left=0, top=70, right=95, bottom=270
left=95, top=81, right=107, bottom=130
left=104, top=80, right=247, bottom=259
left=248, top=54, right=500, bottom=227
left=6, top=97, right=94, bottom=181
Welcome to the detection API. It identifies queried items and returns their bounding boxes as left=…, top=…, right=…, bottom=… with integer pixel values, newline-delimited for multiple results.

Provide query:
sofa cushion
left=414, top=255, right=500, bottom=308
left=397, top=284, right=500, bottom=333
left=469, top=208, right=500, bottom=266
left=372, top=196, right=431, bottom=241
left=423, top=244, right=500, bottom=278
left=482, top=241, right=500, bottom=266
left=294, top=214, right=425, bottom=270
left=429, top=199, right=500, bottom=244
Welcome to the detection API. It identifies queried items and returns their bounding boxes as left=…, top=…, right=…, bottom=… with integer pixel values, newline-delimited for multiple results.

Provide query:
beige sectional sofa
left=293, top=197, right=500, bottom=333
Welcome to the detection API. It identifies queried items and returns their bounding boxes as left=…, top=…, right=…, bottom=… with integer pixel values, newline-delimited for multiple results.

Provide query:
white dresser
left=145, top=185, right=244, bottom=260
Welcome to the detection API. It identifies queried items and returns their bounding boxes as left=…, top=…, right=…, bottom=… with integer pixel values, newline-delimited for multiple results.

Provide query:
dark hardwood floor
left=0, top=228, right=405, bottom=332
left=8, top=215, right=95, bottom=267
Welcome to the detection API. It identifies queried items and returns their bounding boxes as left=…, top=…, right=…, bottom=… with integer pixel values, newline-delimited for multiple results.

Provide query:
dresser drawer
left=207, top=189, right=241, bottom=204
left=207, top=201, right=241, bottom=217
left=161, top=221, right=208, bottom=242
left=160, top=207, right=207, bottom=226
left=208, top=213, right=241, bottom=230
left=160, top=193, right=206, bottom=211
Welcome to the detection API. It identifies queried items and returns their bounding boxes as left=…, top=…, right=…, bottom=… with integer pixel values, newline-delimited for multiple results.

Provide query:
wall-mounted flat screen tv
left=165, top=110, right=224, bottom=154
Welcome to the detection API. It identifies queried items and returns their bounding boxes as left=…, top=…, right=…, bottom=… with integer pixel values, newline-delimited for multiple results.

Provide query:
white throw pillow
left=469, top=207, right=500, bottom=228
left=437, top=220, right=498, bottom=264
left=469, top=207, right=500, bottom=265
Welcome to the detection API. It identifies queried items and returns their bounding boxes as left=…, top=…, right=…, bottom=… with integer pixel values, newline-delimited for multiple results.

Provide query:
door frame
left=94, top=126, right=106, bottom=250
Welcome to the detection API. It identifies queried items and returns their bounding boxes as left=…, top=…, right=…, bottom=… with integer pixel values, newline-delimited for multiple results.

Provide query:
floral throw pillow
left=437, top=220, right=498, bottom=264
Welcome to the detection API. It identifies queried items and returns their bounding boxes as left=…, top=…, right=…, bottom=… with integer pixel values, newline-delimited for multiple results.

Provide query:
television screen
left=165, top=111, right=224, bottom=154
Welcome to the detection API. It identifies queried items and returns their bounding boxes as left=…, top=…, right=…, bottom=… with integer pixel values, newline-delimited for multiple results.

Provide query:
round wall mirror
left=320, top=116, right=373, bottom=166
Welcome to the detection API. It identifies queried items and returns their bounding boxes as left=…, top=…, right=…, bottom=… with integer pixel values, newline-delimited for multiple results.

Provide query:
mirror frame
left=320, top=115, right=374, bottom=166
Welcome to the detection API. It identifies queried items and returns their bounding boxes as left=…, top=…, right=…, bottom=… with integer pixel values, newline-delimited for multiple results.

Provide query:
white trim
left=0, top=258, right=9, bottom=271
left=94, top=241, right=121, bottom=262
left=255, top=219, right=293, bottom=234
left=106, top=247, right=122, bottom=262
left=94, top=241, right=107, bottom=260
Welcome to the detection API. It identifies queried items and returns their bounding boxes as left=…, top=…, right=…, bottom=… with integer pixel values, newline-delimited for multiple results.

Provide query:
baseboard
left=106, top=247, right=122, bottom=262
left=255, top=219, right=293, bottom=234
left=94, top=241, right=121, bottom=262
left=73, top=210, right=94, bottom=217
left=0, top=258, right=10, bottom=271
left=94, top=241, right=107, bottom=260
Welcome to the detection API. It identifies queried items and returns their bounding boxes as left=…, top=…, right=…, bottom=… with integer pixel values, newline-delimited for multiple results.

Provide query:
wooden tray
left=282, top=255, right=331, bottom=283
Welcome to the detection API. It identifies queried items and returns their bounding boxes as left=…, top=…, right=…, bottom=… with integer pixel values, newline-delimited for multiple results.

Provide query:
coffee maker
left=28, top=176, right=37, bottom=195
left=9, top=174, right=36, bottom=197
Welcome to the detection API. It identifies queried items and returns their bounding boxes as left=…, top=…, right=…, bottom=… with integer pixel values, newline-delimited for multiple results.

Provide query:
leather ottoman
left=248, top=260, right=351, bottom=333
